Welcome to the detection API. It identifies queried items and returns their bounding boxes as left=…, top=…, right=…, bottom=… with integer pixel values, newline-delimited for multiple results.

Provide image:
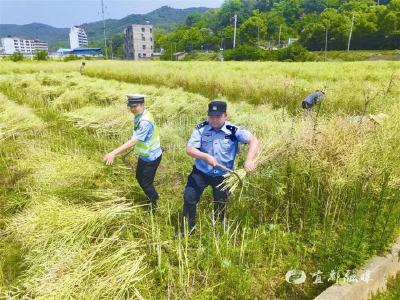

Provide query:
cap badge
left=213, top=106, right=217, bottom=110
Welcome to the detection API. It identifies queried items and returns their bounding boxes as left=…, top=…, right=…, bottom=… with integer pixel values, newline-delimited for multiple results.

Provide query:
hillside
left=82, top=6, right=209, bottom=41
left=0, top=6, right=209, bottom=49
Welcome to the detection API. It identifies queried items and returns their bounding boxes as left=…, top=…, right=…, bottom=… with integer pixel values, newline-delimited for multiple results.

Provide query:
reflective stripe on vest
left=134, top=110, right=161, bottom=157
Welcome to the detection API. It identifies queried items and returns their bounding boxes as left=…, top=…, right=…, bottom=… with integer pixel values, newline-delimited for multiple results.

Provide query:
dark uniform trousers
left=183, top=166, right=229, bottom=230
left=135, top=154, right=162, bottom=204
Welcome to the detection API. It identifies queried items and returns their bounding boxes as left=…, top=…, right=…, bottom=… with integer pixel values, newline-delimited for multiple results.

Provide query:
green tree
left=353, top=11, right=378, bottom=36
left=275, top=0, right=303, bottom=23
left=221, top=25, right=235, bottom=49
left=224, top=45, right=270, bottom=60
left=217, top=0, right=255, bottom=28
left=277, top=43, right=314, bottom=61
left=386, top=0, right=400, bottom=32
left=184, top=27, right=206, bottom=51
left=239, top=16, right=266, bottom=46
left=156, top=0, right=400, bottom=54
left=301, top=0, right=328, bottom=14
left=262, top=10, right=297, bottom=46
left=300, top=8, right=351, bottom=50
left=185, top=13, right=202, bottom=26
left=10, top=51, right=23, bottom=62
left=339, top=0, right=375, bottom=13
left=34, top=50, right=48, bottom=61
left=382, top=11, right=400, bottom=33
left=109, top=33, right=125, bottom=59
left=350, top=1, right=400, bottom=49
left=254, top=0, right=280, bottom=12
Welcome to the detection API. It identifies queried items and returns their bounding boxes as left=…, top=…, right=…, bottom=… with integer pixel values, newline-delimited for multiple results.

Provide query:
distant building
left=33, top=40, right=49, bottom=52
left=69, top=26, right=88, bottom=49
left=124, top=23, right=154, bottom=60
left=0, top=37, right=48, bottom=55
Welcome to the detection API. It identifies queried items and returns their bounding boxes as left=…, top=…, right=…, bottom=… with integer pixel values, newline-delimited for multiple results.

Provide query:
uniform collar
left=207, top=121, right=231, bottom=134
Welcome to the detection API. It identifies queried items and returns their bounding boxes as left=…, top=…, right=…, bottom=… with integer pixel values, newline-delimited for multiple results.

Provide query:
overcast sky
left=0, top=0, right=224, bottom=28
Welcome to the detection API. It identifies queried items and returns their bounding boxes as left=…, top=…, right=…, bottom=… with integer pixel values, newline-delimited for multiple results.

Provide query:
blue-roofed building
left=56, top=47, right=102, bottom=57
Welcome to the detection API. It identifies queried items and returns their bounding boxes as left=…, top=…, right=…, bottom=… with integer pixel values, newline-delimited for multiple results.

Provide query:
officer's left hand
left=244, top=160, right=256, bottom=172
left=103, top=153, right=116, bottom=165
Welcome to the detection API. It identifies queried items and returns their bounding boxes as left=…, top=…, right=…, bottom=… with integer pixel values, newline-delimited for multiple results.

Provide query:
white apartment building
left=33, top=40, right=49, bottom=51
left=69, top=26, right=88, bottom=49
left=0, top=37, right=48, bottom=54
left=124, top=24, right=154, bottom=60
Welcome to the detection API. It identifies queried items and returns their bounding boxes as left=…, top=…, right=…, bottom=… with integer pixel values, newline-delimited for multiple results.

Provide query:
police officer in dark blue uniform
left=182, top=100, right=259, bottom=234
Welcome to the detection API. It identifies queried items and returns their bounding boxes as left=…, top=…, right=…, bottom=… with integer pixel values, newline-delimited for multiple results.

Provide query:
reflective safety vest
left=133, top=110, right=161, bottom=157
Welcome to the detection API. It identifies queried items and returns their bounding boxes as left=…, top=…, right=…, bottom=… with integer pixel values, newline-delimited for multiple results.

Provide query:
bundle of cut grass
left=64, top=105, right=131, bottom=135
left=220, top=169, right=247, bottom=194
left=0, top=93, right=44, bottom=140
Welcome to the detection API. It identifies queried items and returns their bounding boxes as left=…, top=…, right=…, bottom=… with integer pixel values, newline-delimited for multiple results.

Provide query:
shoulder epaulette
left=196, top=120, right=209, bottom=130
left=226, top=124, right=237, bottom=135
left=225, top=124, right=238, bottom=141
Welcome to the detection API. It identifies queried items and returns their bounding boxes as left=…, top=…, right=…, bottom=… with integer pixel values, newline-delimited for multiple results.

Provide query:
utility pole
left=347, top=12, right=355, bottom=52
left=324, top=27, right=328, bottom=61
left=278, top=24, right=282, bottom=47
left=101, top=0, right=108, bottom=59
left=233, top=14, right=237, bottom=48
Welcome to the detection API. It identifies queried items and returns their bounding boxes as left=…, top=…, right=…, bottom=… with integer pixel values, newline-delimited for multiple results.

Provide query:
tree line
left=155, top=0, right=399, bottom=60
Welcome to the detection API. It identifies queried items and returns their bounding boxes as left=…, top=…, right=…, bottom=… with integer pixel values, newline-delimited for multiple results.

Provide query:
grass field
left=0, top=60, right=399, bottom=299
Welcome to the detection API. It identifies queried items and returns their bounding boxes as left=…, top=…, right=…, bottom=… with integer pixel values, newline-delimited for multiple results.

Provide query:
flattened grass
left=0, top=93, right=44, bottom=140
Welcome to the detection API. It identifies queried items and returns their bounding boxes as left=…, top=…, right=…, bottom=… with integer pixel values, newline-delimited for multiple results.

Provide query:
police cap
left=208, top=100, right=227, bottom=116
left=127, top=94, right=145, bottom=106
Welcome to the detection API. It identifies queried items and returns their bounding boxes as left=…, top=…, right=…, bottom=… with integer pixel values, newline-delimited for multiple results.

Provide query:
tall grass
left=0, top=65, right=399, bottom=299
left=1, top=60, right=398, bottom=114
left=83, top=60, right=400, bottom=114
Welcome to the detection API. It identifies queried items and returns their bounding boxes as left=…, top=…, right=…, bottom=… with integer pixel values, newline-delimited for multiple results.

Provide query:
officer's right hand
left=103, top=153, right=116, bottom=165
left=205, top=155, right=218, bottom=167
